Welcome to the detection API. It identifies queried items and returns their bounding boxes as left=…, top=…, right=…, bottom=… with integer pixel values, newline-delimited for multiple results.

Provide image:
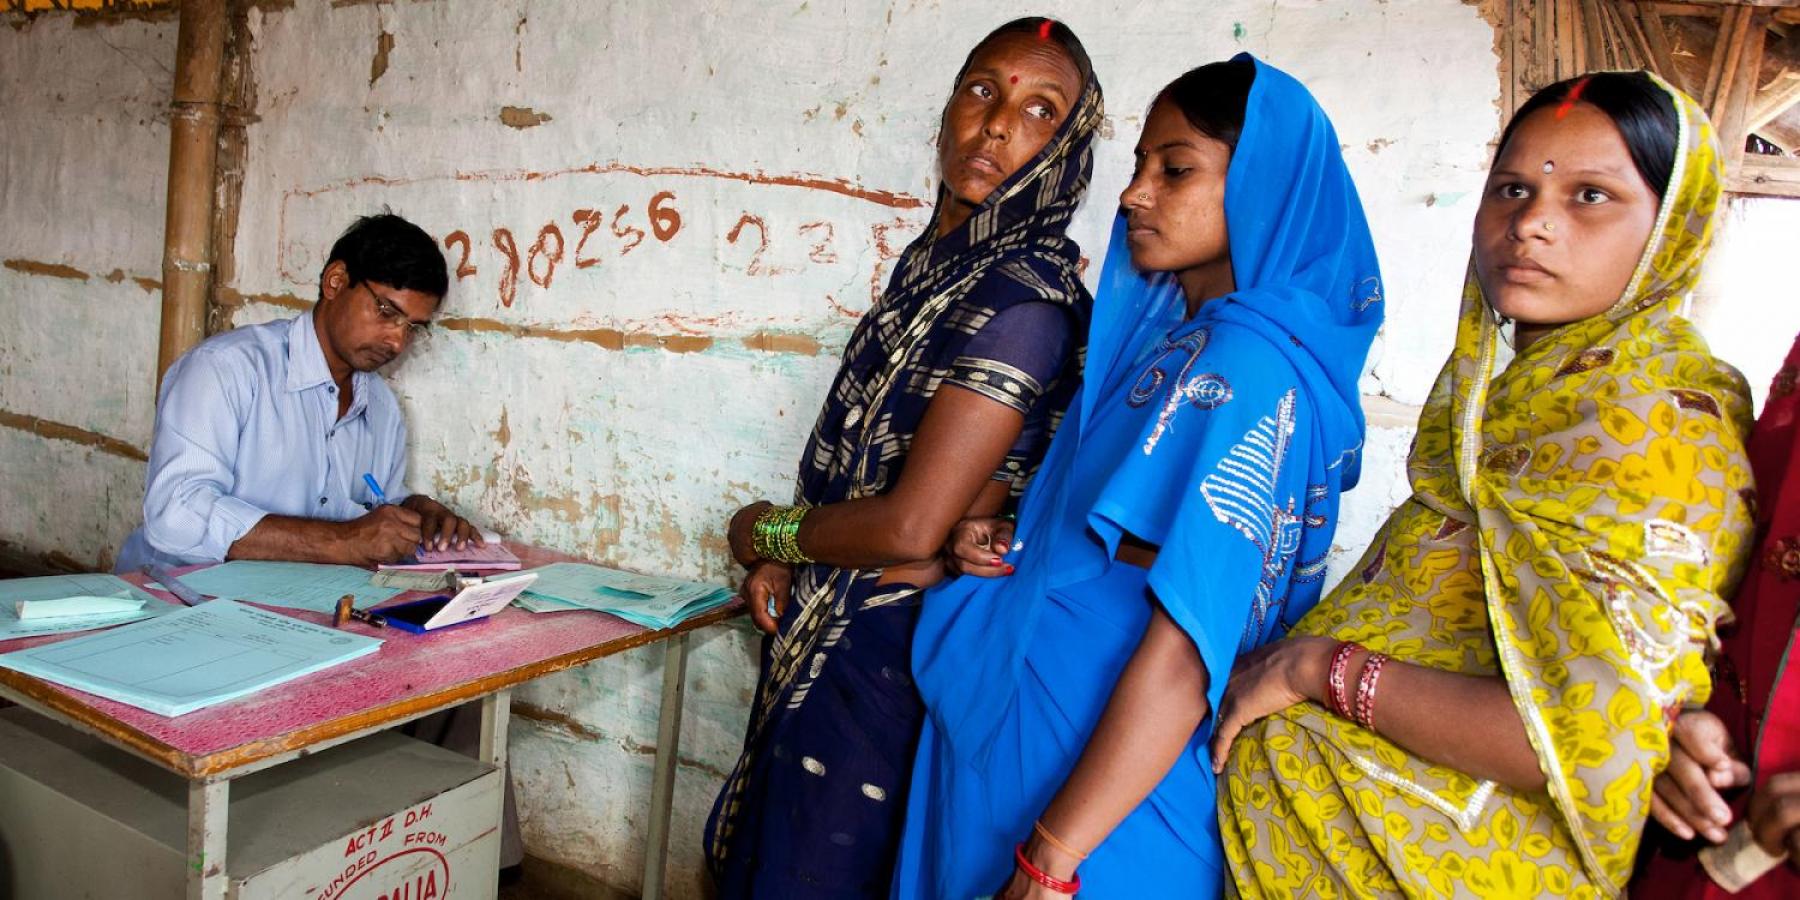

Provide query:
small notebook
left=379, top=531, right=521, bottom=571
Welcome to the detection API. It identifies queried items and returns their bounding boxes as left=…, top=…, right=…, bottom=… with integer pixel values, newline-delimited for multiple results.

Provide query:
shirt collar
left=285, top=311, right=333, bottom=393
left=286, top=309, right=375, bottom=422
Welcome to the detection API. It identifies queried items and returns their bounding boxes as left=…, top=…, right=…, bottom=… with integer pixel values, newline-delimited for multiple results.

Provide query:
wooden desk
left=0, top=545, right=740, bottom=900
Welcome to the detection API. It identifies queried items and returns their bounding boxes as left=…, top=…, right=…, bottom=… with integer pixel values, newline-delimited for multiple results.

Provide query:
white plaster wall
left=1693, top=196, right=1800, bottom=412
left=0, top=13, right=172, bottom=571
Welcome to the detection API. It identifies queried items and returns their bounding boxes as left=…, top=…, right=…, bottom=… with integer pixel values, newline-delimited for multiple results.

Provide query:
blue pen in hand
left=362, top=473, right=389, bottom=506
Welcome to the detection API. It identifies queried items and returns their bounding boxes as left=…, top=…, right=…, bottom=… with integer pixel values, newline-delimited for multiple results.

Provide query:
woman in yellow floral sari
left=1209, top=71, right=1756, bottom=898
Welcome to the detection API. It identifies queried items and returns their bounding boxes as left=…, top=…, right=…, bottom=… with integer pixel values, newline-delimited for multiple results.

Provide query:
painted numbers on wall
left=278, top=163, right=929, bottom=334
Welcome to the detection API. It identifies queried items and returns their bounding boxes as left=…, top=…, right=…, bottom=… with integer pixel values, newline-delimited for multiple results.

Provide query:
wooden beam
left=1704, top=6, right=1739, bottom=106
left=1637, top=3, right=1694, bottom=93
left=1635, top=0, right=1800, bottom=9
left=1714, top=9, right=1771, bottom=172
left=1582, top=0, right=1611, bottom=66
left=1611, top=0, right=1657, bottom=69
left=1559, top=0, right=1586, bottom=79
left=1749, top=69, right=1800, bottom=131
left=1731, top=158, right=1800, bottom=196
left=1649, top=3, right=1729, bottom=18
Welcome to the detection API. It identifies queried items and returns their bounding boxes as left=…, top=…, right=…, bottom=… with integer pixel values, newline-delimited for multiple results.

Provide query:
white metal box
left=0, top=706, right=501, bottom=899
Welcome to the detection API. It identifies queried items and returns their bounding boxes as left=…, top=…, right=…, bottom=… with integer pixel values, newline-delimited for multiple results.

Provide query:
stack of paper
left=0, top=574, right=177, bottom=639
left=0, top=599, right=383, bottom=717
left=176, top=561, right=403, bottom=613
left=512, top=563, right=733, bottom=629
left=379, top=530, right=520, bottom=572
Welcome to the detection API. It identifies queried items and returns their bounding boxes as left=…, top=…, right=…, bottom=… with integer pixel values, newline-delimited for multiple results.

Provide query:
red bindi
left=1037, top=20, right=1053, bottom=40
left=1010, top=75, right=1019, bottom=84
left=1554, top=77, right=1591, bottom=120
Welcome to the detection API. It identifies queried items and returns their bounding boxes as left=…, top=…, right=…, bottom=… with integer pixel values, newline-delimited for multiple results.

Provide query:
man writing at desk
left=113, top=213, right=524, bottom=876
left=116, top=213, right=479, bottom=572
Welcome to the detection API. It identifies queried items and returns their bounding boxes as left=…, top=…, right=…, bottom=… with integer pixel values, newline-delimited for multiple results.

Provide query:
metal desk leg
left=187, top=778, right=229, bottom=900
left=480, top=688, right=512, bottom=767
left=641, top=632, right=690, bottom=900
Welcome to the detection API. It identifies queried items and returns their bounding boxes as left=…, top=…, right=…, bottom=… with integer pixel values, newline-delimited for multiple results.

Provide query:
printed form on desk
left=176, top=561, right=403, bottom=613
left=0, top=599, right=383, bottom=717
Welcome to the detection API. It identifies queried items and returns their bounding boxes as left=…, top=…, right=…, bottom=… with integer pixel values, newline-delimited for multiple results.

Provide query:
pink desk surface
left=0, top=544, right=742, bottom=778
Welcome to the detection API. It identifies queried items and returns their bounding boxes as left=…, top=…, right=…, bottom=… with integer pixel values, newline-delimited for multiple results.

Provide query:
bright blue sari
left=894, top=55, right=1385, bottom=898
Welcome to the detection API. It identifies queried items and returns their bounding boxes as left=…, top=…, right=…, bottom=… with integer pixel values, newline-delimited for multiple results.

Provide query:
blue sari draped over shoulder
left=894, top=55, right=1385, bottom=898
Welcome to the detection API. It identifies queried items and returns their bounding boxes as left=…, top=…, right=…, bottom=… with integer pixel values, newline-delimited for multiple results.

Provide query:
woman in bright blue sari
left=892, top=56, right=1384, bottom=898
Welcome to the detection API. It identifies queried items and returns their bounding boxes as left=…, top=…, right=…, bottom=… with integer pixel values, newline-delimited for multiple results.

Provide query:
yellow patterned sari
left=1219, top=76, right=1755, bottom=899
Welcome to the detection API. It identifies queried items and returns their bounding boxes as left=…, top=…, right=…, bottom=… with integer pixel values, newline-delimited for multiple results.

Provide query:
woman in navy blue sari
left=706, top=18, right=1105, bottom=898
left=893, top=56, right=1384, bottom=898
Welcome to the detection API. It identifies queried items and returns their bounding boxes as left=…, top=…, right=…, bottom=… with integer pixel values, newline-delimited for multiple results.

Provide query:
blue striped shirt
left=116, top=311, right=411, bottom=571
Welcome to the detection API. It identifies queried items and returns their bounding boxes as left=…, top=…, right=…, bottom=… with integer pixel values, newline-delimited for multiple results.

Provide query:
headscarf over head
left=1406, top=72, right=1754, bottom=891
left=917, top=53, right=1384, bottom=764
left=758, top=17, right=1104, bottom=741
left=792, top=17, right=1104, bottom=509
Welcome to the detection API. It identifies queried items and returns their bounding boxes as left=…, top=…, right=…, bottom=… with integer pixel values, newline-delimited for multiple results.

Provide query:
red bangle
left=1326, top=641, right=1361, bottom=717
left=1014, top=843, right=1081, bottom=895
left=1354, top=652, right=1389, bottom=729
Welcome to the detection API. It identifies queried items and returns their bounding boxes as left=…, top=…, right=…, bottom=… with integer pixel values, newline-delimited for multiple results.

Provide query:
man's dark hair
left=1500, top=72, right=1679, bottom=199
left=321, top=213, right=449, bottom=299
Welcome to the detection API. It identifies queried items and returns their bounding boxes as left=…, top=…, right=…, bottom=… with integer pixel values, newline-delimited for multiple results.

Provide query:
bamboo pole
left=157, top=0, right=229, bottom=384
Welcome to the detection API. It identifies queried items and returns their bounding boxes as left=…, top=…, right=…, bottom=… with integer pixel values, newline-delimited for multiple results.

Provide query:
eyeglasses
left=365, top=285, right=431, bottom=339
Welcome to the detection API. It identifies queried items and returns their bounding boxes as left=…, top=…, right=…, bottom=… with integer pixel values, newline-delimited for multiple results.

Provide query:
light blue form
left=0, top=574, right=179, bottom=640
left=514, top=562, right=732, bottom=629
left=177, top=561, right=402, bottom=613
left=0, top=599, right=383, bottom=717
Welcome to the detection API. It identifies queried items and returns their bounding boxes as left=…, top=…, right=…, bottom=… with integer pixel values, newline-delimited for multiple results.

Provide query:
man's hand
left=401, top=495, right=482, bottom=551
left=339, top=505, right=425, bottom=565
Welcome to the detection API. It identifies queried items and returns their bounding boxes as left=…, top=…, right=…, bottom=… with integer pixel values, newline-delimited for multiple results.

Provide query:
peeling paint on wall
left=497, top=104, right=551, bottom=129
left=4, top=258, right=90, bottom=281
left=368, top=29, right=393, bottom=87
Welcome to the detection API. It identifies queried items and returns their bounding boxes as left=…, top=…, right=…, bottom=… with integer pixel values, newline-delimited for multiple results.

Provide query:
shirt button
left=319, top=497, right=328, bottom=506
left=327, top=386, right=337, bottom=394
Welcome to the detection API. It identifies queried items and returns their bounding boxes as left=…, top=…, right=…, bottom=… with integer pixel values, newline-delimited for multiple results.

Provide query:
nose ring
left=1543, top=221, right=1555, bottom=232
